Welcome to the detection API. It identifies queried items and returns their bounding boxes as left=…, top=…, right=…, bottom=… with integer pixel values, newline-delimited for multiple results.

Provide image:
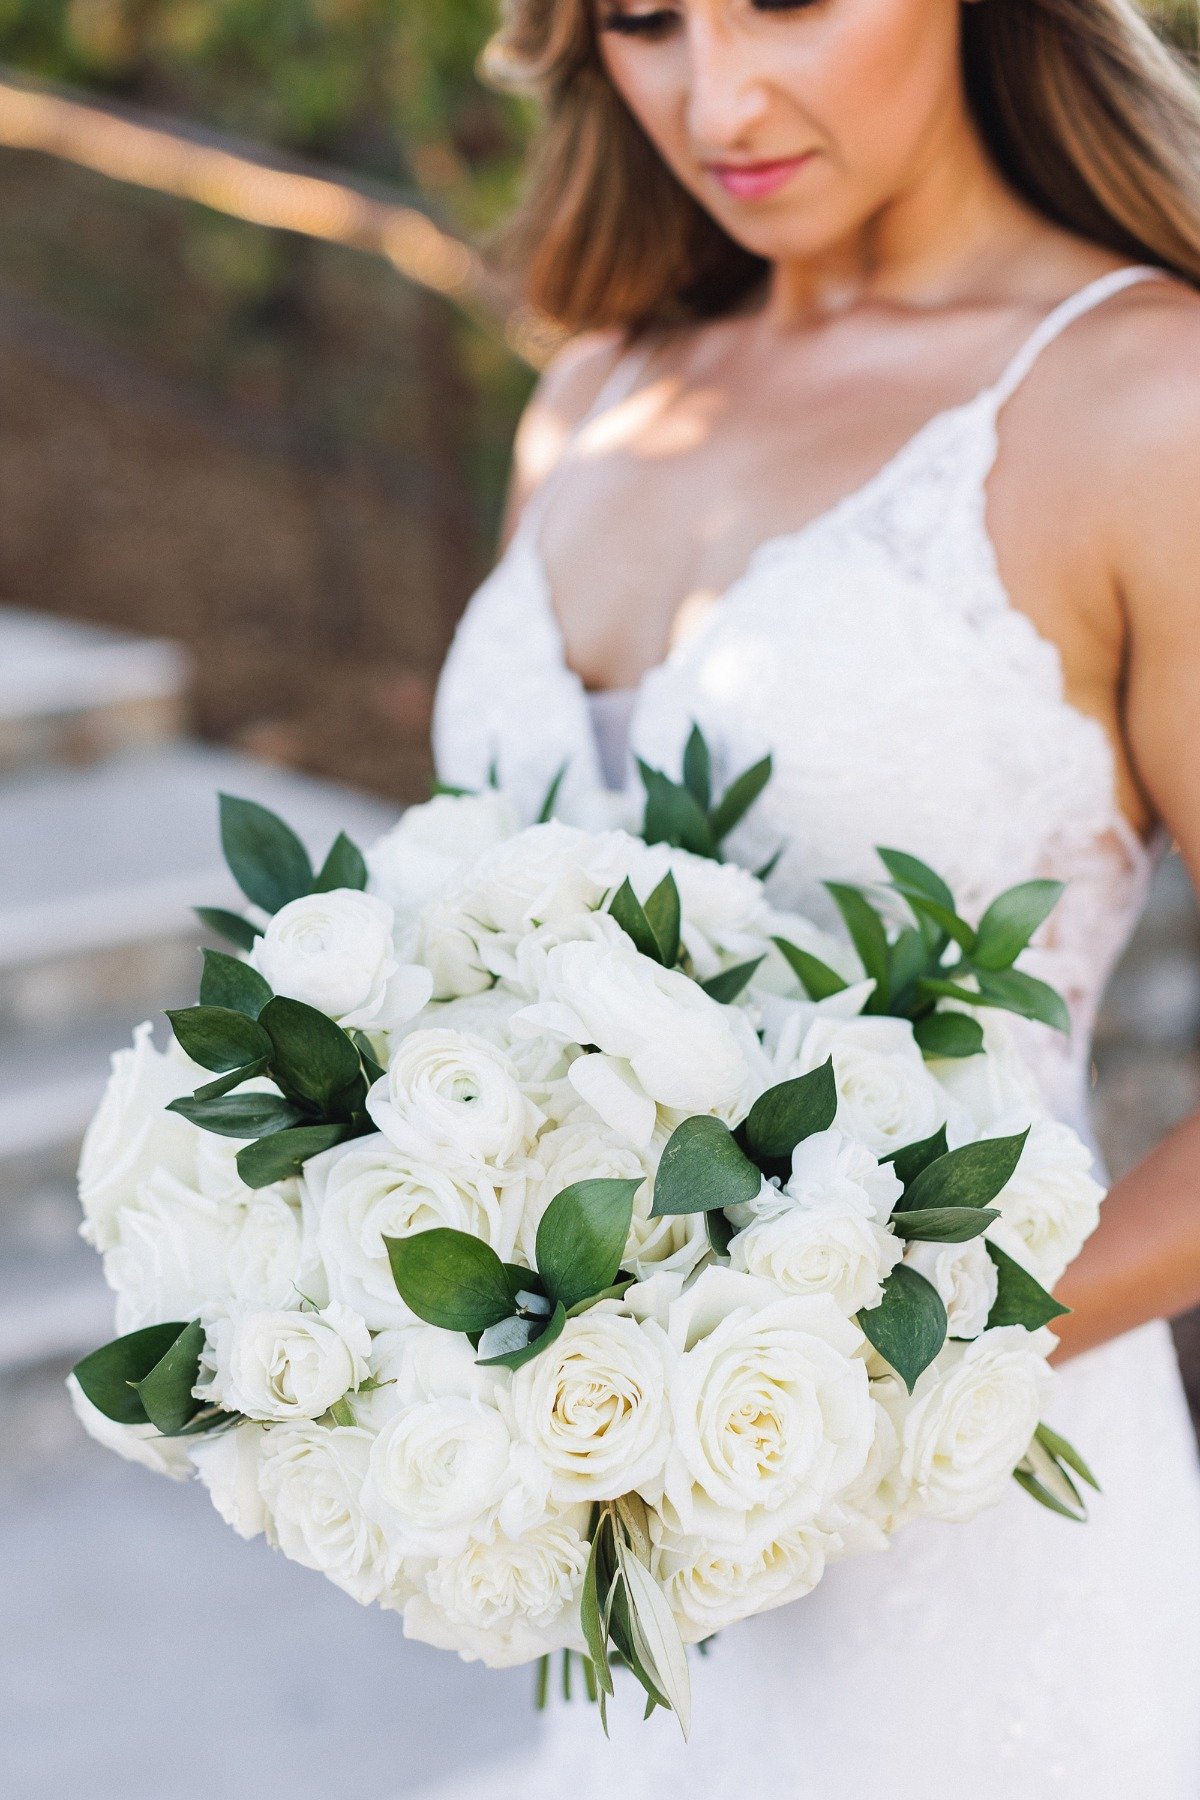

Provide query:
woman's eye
left=597, top=7, right=679, bottom=36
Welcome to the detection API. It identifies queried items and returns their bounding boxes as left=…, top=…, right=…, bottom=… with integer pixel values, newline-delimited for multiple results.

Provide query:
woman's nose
left=684, top=17, right=772, bottom=150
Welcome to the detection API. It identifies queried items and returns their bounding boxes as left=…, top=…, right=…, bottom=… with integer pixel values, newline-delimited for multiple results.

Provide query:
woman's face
left=594, top=0, right=975, bottom=263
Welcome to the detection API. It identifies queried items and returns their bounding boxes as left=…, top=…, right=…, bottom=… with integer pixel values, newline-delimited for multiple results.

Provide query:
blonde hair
left=481, top=0, right=1200, bottom=331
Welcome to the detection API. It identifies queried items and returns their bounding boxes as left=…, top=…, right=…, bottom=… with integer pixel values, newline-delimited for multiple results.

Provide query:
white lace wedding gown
left=428, top=267, right=1200, bottom=1797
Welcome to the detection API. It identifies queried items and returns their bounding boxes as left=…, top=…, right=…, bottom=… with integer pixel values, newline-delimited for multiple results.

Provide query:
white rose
left=105, top=1169, right=240, bottom=1333
left=303, top=1135, right=523, bottom=1328
left=404, top=1510, right=591, bottom=1667
left=66, top=1373, right=193, bottom=1480
left=893, top=1327, right=1052, bottom=1523
left=202, top=1302, right=371, bottom=1421
left=904, top=1236, right=998, bottom=1339
left=257, top=1422, right=389, bottom=1604
left=367, top=1030, right=542, bottom=1171
left=630, top=1267, right=874, bottom=1539
left=226, top=1186, right=315, bottom=1311
left=519, top=1116, right=649, bottom=1262
left=249, top=888, right=432, bottom=1029
left=729, top=1197, right=902, bottom=1316
left=782, top=1128, right=905, bottom=1223
left=513, top=937, right=768, bottom=1146
left=189, top=1421, right=270, bottom=1539
left=651, top=1507, right=836, bottom=1642
left=366, top=791, right=518, bottom=916
left=361, top=1331, right=548, bottom=1564
left=789, top=1014, right=946, bottom=1155
left=928, top=1007, right=1047, bottom=1139
left=78, top=1022, right=205, bottom=1251
left=510, top=1305, right=668, bottom=1503
left=989, top=1117, right=1105, bottom=1289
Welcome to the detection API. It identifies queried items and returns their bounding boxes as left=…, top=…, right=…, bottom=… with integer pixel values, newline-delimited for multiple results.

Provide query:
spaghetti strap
left=988, top=264, right=1166, bottom=409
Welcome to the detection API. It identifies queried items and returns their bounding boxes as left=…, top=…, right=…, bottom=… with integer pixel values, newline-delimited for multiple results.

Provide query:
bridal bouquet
left=69, top=738, right=1103, bottom=1734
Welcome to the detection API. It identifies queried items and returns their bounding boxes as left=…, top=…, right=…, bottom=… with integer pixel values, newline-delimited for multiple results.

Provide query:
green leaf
left=312, top=832, right=368, bottom=894
left=199, top=949, right=272, bottom=1018
left=1013, top=1465, right=1087, bottom=1522
left=194, top=1059, right=271, bottom=1102
left=135, top=1319, right=207, bottom=1436
left=259, top=996, right=364, bottom=1112
left=709, top=754, right=772, bottom=844
left=682, top=724, right=712, bottom=812
left=350, top=1031, right=386, bottom=1085
left=651, top=1116, right=761, bottom=1218
left=1035, top=1421, right=1100, bottom=1492
left=887, top=926, right=933, bottom=1010
left=638, top=762, right=717, bottom=858
left=755, top=847, right=783, bottom=882
left=167, top=1092, right=303, bottom=1139
left=580, top=1530, right=616, bottom=1699
left=535, top=1179, right=640, bottom=1312
left=892, top=886, right=977, bottom=954
left=890, top=1206, right=1000, bottom=1243
left=196, top=906, right=262, bottom=952
left=706, top=1210, right=735, bottom=1257
left=218, top=794, right=314, bottom=914
left=477, top=1302, right=567, bottom=1370
left=858, top=1265, right=948, bottom=1394
left=825, top=883, right=891, bottom=1010
left=972, top=880, right=1064, bottom=972
left=900, top=1130, right=1029, bottom=1214
left=72, top=1322, right=191, bottom=1426
left=236, top=1124, right=350, bottom=1189
left=701, top=957, right=764, bottom=1005
left=618, top=1547, right=692, bottom=1739
left=743, top=1058, right=838, bottom=1167
left=643, top=873, right=681, bottom=968
left=537, top=762, right=569, bottom=825
left=608, top=878, right=663, bottom=963
left=875, top=848, right=956, bottom=913
left=771, top=936, right=849, bottom=1001
left=913, top=1012, right=985, bottom=1060
left=883, top=1125, right=949, bottom=1188
left=972, top=968, right=1071, bottom=1035
left=986, top=1242, right=1070, bottom=1330
left=166, top=1006, right=272, bottom=1074
left=384, top=1228, right=519, bottom=1333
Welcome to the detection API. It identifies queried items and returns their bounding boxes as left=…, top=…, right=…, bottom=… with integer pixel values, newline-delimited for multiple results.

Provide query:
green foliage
left=637, top=729, right=772, bottom=861
left=857, top=1265, right=948, bottom=1394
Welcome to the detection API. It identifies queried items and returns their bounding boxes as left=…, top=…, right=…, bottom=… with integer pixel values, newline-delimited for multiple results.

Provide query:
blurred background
left=0, top=4, right=1198, bottom=1796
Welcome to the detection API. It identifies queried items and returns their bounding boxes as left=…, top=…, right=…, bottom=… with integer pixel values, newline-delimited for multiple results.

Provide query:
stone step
left=0, top=606, right=190, bottom=775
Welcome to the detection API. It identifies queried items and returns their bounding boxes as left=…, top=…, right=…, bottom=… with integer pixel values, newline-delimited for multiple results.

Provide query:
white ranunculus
left=105, top=1169, right=240, bottom=1333
left=367, top=1030, right=542, bottom=1171
left=404, top=1510, right=591, bottom=1667
left=629, top=1267, right=874, bottom=1540
left=512, top=937, right=769, bottom=1145
left=257, top=1422, right=389, bottom=1604
left=189, top=1421, right=270, bottom=1539
left=249, top=888, right=432, bottom=1030
left=904, top=1236, right=998, bottom=1340
left=651, top=1506, right=836, bottom=1643
left=509, top=1305, right=669, bottom=1504
left=66, top=1373, right=193, bottom=1479
left=303, top=1135, right=524, bottom=1328
left=789, top=1014, right=947, bottom=1156
left=367, top=791, right=518, bottom=916
left=729, top=1195, right=903, bottom=1316
left=78, top=1022, right=206, bottom=1251
left=361, top=1332, right=549, bottom=1564
left=989, top=1117, right=1105, bottom=1290
left=202, top=1303, right=371, bottom=1422
left=893, top=1327, right=1052, bottom=1523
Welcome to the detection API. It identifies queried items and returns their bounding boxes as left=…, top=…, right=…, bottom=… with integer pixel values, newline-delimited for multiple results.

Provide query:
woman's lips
left=705, top=154, right=812, bottom=201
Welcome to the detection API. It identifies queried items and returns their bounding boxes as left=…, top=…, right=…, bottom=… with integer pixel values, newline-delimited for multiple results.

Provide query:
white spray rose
left=789, top=1014, right=947, bottom=1155
left=629, top=1267, right=874, bottom=1540
left=367, top=791, right=518, bottom=916
left=258, top=1422, right=389, bottom=1604
left=202, top=1302, right=371, bottom=1422
left=303, top=1135, right=523, bottom=1328
left=904, top=1236, right=998, bottom=1339
left=367, top=1030, right=542, bottom=1171
left=189, top=1421, right=270, bottom=1540
left=892, top=1327, right=1052, bottom=1523
left=78, top=1023, right=206, bottom=1251
left=404, top=1510, right=591, bottom=1667
left=249, top=888, right=432, bottom=1030
left=509, top=1305, right=669, bottom=1504
left=989, top=1117, right=1104, bottom=1289
left=651, top=1507, right=836, bottom=1643
left=66, top=1373, right=193, bottom=1480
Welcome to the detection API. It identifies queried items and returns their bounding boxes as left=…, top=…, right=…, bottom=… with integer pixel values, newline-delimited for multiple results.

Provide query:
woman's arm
left=1053, top=298, right=1200, bottom=1361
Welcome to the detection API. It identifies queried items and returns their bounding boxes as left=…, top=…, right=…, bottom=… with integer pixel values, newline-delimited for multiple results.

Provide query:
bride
left=429, top=0, right=1200, bottom=1793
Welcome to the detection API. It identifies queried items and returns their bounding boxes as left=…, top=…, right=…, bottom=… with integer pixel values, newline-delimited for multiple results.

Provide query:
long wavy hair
left=480, top=0, right=1200, bottom=331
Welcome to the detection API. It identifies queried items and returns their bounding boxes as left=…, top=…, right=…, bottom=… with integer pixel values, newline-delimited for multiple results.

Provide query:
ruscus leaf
left=385, top=1229, right=519, bottom=1333
left=651, top=1116, right=761, bottom=1217
left=858, top=1265, right=948, bottom=1394
left=218, top=794, right=313, bottom=914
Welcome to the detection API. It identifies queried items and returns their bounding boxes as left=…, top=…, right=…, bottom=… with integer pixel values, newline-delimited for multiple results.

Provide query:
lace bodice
left=434, top=268, right=1162, bottom=1131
